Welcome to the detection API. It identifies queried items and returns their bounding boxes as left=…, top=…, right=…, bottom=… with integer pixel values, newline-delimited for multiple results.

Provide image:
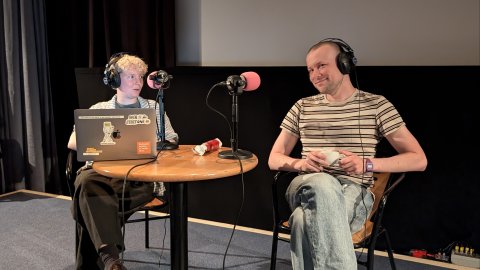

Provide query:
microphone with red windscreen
left=147, top=70, right=173, bottom=89
left=216, top=71, right=261, bottom=160
left=146, top=70, right=177, bottom=150
left=223, top=71, right=261, bottom=94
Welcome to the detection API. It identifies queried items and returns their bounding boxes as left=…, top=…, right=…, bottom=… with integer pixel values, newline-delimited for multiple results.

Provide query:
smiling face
left=306, top=43, right=345, bottom=96
left=113, top=54, right=148, bottom=105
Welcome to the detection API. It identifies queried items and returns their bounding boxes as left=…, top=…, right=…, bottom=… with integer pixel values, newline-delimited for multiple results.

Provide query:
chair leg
left=145, top=210, right=150, bottom=248
left=366, top=228, right=382, bottom=270
left=75, top=222, right=80, bottom=257
left=270, top=224, right=280, bottom=270
left=383, top=229, right=397, bottom=270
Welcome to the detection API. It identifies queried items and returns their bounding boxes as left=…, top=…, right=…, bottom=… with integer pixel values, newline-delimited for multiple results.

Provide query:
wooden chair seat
left=270, top=171, right=406, bottom=270
left=143, top=197, right=166, bottom=208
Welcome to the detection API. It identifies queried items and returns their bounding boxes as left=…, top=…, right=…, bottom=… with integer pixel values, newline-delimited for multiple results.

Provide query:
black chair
left=270, top=170, right=406, bottom=270
left=65, top=149, right=170, bottom=249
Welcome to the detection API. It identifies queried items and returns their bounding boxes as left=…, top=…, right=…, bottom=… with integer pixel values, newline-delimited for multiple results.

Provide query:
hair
left=114, top=54, right=148, bottom=76
left=307, top=38, right=357, bottom=75
left=307, top=40, right=341, bottom=55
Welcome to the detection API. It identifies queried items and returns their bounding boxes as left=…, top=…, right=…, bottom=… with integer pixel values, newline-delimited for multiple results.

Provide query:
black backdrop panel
left=72, top=66, right=479, bottom=254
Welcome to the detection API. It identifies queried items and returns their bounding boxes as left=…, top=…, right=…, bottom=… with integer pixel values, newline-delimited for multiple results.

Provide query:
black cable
left=157, top=217, right=168, bottom=267
left=205, top=82, right=247, bottom=269
left=120, top=147, right=165, bottom=262
left=351, top=69, right=370, bottom=259
left=222, top=156, right=244, bottom=269
left=151, top=88, right=171, bottom=266
left=205, top=83, right=233, bottom=135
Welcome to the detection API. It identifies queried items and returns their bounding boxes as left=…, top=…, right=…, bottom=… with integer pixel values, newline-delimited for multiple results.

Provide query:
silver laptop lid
left=74, top=108, right=157, bottom=161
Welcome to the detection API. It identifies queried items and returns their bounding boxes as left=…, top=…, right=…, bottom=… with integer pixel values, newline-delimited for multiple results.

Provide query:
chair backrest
left=272, top=171, right=296, bottom=228
left=352, top=172, right=392, bottom=245
left=74, top=67, right=113, bottom=109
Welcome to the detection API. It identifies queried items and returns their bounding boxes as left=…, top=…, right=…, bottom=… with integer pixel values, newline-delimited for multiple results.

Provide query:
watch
left=365, top=158, right=374, bottom=172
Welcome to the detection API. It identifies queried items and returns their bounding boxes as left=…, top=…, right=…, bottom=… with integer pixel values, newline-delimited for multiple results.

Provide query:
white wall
left=176, top=0, right=480, bottom=66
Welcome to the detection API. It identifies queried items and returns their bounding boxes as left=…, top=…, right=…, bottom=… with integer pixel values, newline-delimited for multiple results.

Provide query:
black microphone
left=147, top=70, right=173, bottom=89
left=222, top=71, right=261, bottom=92
left=216, top=71, right=261, bottom=160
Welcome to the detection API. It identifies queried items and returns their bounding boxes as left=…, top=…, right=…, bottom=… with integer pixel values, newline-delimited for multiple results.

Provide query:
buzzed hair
left=307, top=40, right=341, bottom=54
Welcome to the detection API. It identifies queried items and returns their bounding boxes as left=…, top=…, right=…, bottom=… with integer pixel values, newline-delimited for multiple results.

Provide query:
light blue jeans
left=286, top=173, right=374, bottom=270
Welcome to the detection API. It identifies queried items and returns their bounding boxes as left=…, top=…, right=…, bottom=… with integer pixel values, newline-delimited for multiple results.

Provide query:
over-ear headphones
left=320, top=38, right=357, bottom=74
left=103, top=52, right=125, bottom=89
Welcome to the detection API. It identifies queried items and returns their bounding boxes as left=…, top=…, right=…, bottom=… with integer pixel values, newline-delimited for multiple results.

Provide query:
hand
left=301, top=151, right=329, bottom=173
left=338, top=150, right=367, bottom=174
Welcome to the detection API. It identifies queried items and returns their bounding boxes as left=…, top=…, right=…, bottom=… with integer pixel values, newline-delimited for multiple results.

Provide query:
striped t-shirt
left=280, top=89, right=404, bottom=186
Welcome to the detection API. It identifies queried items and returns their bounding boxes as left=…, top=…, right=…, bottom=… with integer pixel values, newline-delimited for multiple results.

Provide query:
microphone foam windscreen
left=147, top=71, right=160, bottom=89
left=241, top=71, right=261, bottom=91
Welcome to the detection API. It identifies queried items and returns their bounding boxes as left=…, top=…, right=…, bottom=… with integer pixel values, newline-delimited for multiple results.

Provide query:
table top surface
left=92, top=145, right=258, bottom=182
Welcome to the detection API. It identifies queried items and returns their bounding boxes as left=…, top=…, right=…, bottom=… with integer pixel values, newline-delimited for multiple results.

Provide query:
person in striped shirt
left=268, top=38, right=427, bottom=270
left=67, top=53, right=178, bottom=270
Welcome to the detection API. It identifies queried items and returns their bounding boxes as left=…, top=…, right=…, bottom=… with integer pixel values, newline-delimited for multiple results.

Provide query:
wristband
left=365, top=158, right=374, bottom=172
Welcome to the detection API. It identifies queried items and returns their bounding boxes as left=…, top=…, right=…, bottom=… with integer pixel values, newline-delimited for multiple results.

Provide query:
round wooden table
left=93, top=145, right=258, bottom=270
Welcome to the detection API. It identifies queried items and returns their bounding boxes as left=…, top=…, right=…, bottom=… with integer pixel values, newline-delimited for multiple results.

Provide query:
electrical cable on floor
left=120, top=147, right=165, bottom=262
left=205, top=82, right=249, bottom=269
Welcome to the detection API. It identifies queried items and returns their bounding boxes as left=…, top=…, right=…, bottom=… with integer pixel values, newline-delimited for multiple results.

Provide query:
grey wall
left=176, top=0, right=480, bottom=66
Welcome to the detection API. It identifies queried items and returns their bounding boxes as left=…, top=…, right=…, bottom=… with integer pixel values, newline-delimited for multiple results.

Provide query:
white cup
left=320, top=149, right=341, bottom=166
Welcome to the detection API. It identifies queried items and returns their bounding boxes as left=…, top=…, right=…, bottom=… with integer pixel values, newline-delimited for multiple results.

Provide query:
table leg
left=170, top=182, right=188, bottom=270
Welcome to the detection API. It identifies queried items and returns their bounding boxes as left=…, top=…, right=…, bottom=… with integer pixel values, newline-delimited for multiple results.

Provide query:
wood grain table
left=93, top=145, right=258, bottom=269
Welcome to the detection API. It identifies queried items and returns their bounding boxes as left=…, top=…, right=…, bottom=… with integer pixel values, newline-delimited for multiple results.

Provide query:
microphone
left=147, top=70, right=173, bottom=89
left=146, top=70, right=178, bottom=150
left=223, top=71, right=261, bottom=93
left=216, top=71, right=261, bottom=160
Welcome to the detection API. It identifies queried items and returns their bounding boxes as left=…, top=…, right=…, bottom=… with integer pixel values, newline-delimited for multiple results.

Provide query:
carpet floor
left=0, top=190, right=461, bottom=270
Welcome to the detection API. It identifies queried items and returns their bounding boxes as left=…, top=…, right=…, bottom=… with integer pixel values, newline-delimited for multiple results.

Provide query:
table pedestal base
left=170, top=182, right=188, bottom=270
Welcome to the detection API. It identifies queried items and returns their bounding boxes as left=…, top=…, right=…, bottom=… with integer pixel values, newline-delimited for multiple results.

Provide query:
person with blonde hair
left=68, top=53, right=178, bottom=270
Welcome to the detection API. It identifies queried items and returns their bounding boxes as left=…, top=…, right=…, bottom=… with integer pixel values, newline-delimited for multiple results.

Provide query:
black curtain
left=0, top=0, right=175, bottom=195
left=46, top=0, right=176, bottom=195
left=45, top=0, right=175, bottom=69
left=46, top=0, right=175, bottom=193
left=0, top=0, right=60, bottom=194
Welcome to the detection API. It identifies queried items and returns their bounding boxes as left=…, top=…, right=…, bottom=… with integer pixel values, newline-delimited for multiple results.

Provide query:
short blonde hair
left=115, top=54, right=148, bottom=75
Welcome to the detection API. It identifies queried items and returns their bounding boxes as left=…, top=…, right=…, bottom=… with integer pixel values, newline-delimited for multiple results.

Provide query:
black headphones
left=103, top=52, right=125, bottom=89
left=320, top=38, right=357, bottom=75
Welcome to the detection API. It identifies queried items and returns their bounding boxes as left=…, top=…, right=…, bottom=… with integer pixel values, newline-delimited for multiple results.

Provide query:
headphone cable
left=352, top=67, right=371, bottom=259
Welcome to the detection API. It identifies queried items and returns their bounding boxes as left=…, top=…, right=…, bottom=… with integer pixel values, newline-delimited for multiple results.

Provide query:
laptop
left=74, top=108, right=158, bottom=161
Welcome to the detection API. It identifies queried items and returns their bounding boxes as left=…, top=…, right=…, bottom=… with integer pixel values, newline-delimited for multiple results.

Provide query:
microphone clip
left=148, top=70, right=173, bottom=90
left=224, top=75, right=246, bottom=95
left=150, top=70, right=172, bottom=83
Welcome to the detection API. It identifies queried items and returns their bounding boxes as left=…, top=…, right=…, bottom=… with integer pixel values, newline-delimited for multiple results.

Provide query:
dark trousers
left=71, top=168, right=154, bottom=269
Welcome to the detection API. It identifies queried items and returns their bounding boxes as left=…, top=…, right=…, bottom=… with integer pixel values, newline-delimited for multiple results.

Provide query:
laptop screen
left=74, top=108, right=158, bottom=161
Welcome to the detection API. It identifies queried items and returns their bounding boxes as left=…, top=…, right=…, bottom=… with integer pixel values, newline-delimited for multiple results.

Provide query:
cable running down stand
left=218, top=88, right=252, bottom=160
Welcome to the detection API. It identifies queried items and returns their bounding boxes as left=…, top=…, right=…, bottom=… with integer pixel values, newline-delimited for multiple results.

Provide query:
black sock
left=99, top=245, right=120, bottom=269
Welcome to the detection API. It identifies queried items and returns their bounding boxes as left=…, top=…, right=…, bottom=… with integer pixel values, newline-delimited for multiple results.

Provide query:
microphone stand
left=218, top=88, right=253, bottom=160
left=156, top=88, right=178, bottom=150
